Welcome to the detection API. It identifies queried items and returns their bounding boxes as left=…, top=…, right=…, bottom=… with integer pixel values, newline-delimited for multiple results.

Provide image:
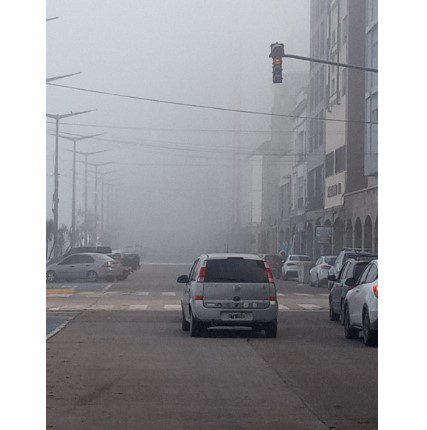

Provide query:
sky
left=46, top=0, right=310, bottom=259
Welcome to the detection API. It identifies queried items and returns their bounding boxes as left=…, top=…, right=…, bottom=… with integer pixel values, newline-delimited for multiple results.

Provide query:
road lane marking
left=319, top=294, right=329, bottom=297
left=92, top=305, right=115, bottom=310
left=298, top=304, right=322, bottom=310
left=164, top=304, right=181, bottom=310
left=279, top=305, right=289, bottom=310
left=294, top=293, right=313, bottom=296
left=162, top=292, right=176, bottom=296
left=129, top=305, right=148, bottom=310
left=135, top=292, right=149, bottom=296
left=277, top=293, right=285, bottom=297
left=46, top=288, right=75, bottom=295
left=103, top=283, right=113, bottom=292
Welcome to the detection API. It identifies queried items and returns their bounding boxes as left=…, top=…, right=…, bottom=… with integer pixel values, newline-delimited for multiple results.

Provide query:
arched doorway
left=333, top=217, right=344, bottom=254
left=306, top=223, right=314, bottom=258
left=323, top=219, right=332, bottom=255
left=345, top=220, right=353, bottom=248
left=364, top=216, right=372, bottom=253
left=374, top=217, right=378, bottom=254
left=354, top=218, right=362, bottom=249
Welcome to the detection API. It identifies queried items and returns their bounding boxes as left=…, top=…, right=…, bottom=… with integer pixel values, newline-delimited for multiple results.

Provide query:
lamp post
left=75, top=150, right=108, bottom=245
left=46, top=110, right=95, bottom=257
left=55, top=133, right=104, bottom=247
left=88, top=162, right=114, bottom=245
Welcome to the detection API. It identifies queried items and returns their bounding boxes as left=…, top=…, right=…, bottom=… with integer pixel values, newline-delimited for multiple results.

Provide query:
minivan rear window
left=204, top=258, right=268, bottom=283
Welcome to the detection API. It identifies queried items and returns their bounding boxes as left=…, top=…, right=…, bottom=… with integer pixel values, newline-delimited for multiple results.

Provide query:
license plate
left=228, top=313, right=245, bottom=319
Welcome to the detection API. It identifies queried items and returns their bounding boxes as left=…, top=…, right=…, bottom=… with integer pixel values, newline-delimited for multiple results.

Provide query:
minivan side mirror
left=177, top=275, right=189, bottom=284
left=328, top=274, right=336, bottom=282
left=345, top=278, right=357, bottom=287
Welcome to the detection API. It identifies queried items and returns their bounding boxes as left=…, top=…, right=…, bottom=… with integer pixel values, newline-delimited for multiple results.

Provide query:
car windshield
left=325, top=257, right=337, bottom=265
left=289, top=255, right=311, bottom=262
left=204, top=258, right=268, bottom=283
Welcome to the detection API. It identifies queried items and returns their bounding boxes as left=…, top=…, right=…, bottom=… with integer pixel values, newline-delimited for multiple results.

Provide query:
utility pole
left=75, top=150, right=108, bottom=245
left=89, top=162, right=114, bottom=245
left=46, top=110, right=94, bottom=257
left=99, top=171, right=116, bottom=242
left=55, top=133, right=104, bottom=247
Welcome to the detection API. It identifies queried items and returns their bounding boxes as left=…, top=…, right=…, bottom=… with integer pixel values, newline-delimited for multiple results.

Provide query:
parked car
left=122, top=253, right=140, bottom=271
left=107, top=253, right=131, bottom=280
left=328, top=258, right=372, bottom=322
left=328, top=249, right=377, bottom=289
left=261, top=254, right=284, bottom=278
left=281, top=255, right=312, bottom=280
left=309, top=255, right=337, bottom=287
left=177, top=253, right=278, bottom=338
left=46, top=252, right=115, bottom=283
left=342, top=259, right=378, bottom=346
left=62, top=246, right=113, bottom=259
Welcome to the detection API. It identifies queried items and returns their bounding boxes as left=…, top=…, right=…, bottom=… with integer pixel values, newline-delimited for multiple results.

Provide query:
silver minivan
left=177, top=253, right=278, bottom=337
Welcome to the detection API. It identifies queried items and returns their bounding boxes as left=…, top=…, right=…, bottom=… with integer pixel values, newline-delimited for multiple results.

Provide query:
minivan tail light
left=373, top=284, right=378, bottom=298
left=195, top=295, right=204, bottom=301
left=264, top=262, right=275, bottom=284
left=197, top=264, right=206, bottom=282
left=269, top=295, right=277, bottom=302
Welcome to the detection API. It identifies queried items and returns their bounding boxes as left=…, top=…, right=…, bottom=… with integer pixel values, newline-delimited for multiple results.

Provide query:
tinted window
left=358, top=264, right=372, bottom=285
left=204, top=258, right=268, bottom=283
left=79, top=255, right=95, bottom=263
left=352, top=262, right=370, bottom=282
left=60, top=255, right=80, bottom=265
left=325, top=257, right=336, bottom=265
left=188, top=259, right=199, bottom=281
left=338, top=262, right=349, bottom=280
left=96, top=246, right=112, bottom=254
left=365, top=263, right=378, bottom=283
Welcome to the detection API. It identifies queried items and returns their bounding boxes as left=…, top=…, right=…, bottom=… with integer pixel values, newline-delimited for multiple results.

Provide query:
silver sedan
left=46, top=252, right=115, bottom=283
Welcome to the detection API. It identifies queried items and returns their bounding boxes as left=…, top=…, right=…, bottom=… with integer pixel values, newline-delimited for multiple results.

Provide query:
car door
left=355, top=263, right=378, bottom=325
left=331, top=262, right=349, bottom=313
left=183, top=259, right=198, bottom=318
left=349, top=263, right=373, bottom=325
left=75, top=254, right=95, bottom=279
left=56, top=255, right=80, bottom=279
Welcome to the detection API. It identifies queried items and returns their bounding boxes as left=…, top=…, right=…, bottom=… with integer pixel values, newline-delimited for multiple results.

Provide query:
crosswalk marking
left=277, top=293, right=285, bottom=297
left=135, top=292, right=149, bottom=296
left=320, top=294, right=329, bottom=297
left=162, top=292, right=176, bottom=296
left=92, top=305, right=115, bottom=310
left=164, top=304, right=181, bottom=310
left=279, top=305, right=289, bottom=310
left=297, top=304, right=322, bottom=310
left=294, top=293, right=313, bottom=296
left=128, top=305, right=148, bottom=310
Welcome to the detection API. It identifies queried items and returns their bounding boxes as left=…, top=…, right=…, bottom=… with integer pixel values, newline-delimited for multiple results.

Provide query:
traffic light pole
left=283, top=53, right=378, bottom=73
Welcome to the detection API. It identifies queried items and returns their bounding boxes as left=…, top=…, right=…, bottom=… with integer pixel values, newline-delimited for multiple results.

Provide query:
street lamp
left=75, top=150, right=109, bottom=245
left=55, top=132, right=104, bottom=247
left=46, top=110, right=95, bottom=257
left=88, top=161, right=114, bottom=245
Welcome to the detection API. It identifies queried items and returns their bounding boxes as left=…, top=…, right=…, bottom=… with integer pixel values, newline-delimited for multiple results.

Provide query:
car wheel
left=329, top=299, right=340, bottom=321
left=264, top=321, right=277, bottom=338
left=362, top=310, right=377, bottom=347
left=87, top=270, right=98, bottom=282
left=181, top=307, right=190, bottom=332
left=46, top=270, right=57, bottom=283
left=343, top=305, right=359, bottom=339
left=190, top=311, right=203, bottom=337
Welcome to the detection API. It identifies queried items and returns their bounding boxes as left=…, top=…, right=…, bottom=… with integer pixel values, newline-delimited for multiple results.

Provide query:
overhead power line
left=47, top=82, right=377, bottom=126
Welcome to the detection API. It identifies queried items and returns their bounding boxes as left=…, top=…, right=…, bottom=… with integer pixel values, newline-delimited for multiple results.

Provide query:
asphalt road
left=47, top=263, right=377, bottom=429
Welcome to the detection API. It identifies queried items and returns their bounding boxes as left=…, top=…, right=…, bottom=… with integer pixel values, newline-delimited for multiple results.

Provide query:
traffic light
left=269, top=43, right=285, bottom=84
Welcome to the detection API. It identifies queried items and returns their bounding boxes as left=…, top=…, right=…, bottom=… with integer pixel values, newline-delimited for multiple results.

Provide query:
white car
left=342, top=259, right=378, bottom=346
left=281, top=255, right=312, bottom=280
left=309, top=255, right=337, bottom=287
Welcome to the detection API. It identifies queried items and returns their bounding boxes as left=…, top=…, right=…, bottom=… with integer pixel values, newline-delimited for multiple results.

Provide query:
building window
left=325, top=152, right=334, bottom=177
left=335, top=145, right=346, bottom=173
left=342, top=15, right=348, bottom=45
